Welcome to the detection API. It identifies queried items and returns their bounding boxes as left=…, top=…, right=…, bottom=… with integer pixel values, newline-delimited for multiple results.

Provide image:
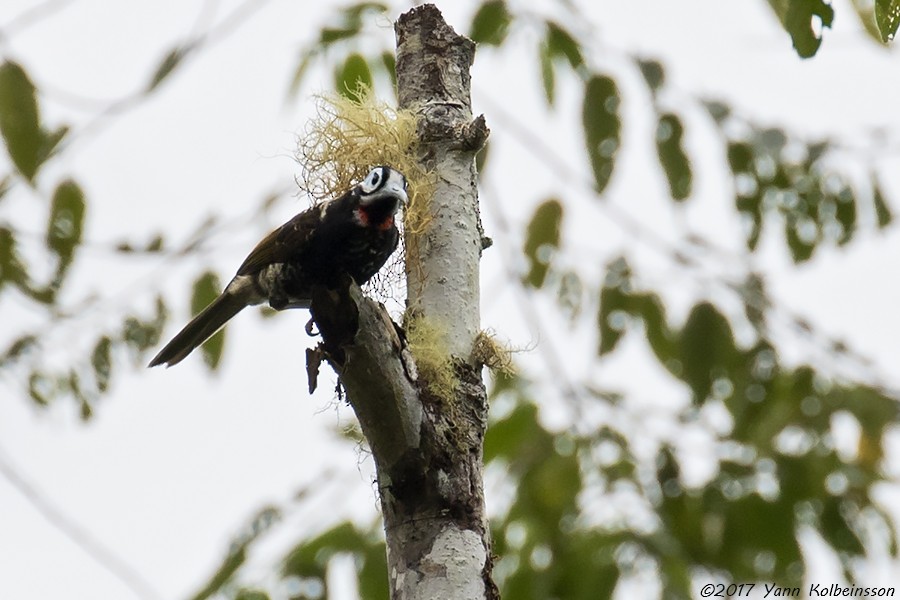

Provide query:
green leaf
left=146, top=234, right=164, bottom=252
left=321, top=28, right=359, bottom=44
left=39, top=125, right=69, bottom=165
left=539, top=40, right=555, bottom=106
left=820, top=496, right=865, bottom=555
left=597, top=285, right=626, bottom=356
left=598, top=280, right=678, bottom=364
left=335, top=53, right=373, bottom=101
left=0, top=61, right=43, bottom=181
left=380, top=51, right=397, bottom=91
left=555, top=532, right=622, bottom=600
left=280, top=521, right=388, bottom=597
left=91, top=336, right=112, bottom=393
left=69, top=370, right=93, bottom=421
left=517, top=451, right=580, bottom=521
left=770, top=0, right=835, bottom=58
left=557, top=270, right=584, bottom=321
left=850, top=0, right=890, bottom=45
left=28, top=371, right=53, bottom=406
left=290, top=3, right=389, bottom=99
left=358, top=541, right=389, bottom=600
left=546, top=22, right=584, bottom=69
left=522, top=199, right=563, bottom=288
left=147, top=46, right=190, bottom=92
left=537, top=21, right=584, bottom=103
left=727, top=141, right=767, bottom=251
left=190, top=506, right=282, bottom=600
left=188, top=545, right=247, bottom=600
left=827, top=385, right=900, bottom=443
left=632, top=292, right=677, bottom=367
left=0, top=173, right=12, bottom=203
left=47, top=179, right=86, bottom=287
left=637, top=58, right=665, bottom=91
left=833, top=186, right=857, bottom=245
left=234, top=591, right=269, bottom=600
left=718, top=489, right=801, bottom=580
left=726, top=141, right=754, bottom=174
left=679, top=303, right=738, bottom=403
left=703, top=100, right=732, bottom=124
left=319, top=3, right=388, bottom=46
left=485, top=402, right=542, bottom=462
left=655, top=551, right=693, bottom=598
left=0, top=226, right=26, bottom=291
left=122, top=296, right=168, bottom=355
left=0, top=334, right=38, bottom=366
left=740, top=195, right=764, bottom=251
left=755, top=127, right=787, bottom=155
left=282, top=522, right=368, bottom=577
left=740, top=272, right=769, bottom=335
left=469, top=0, right=512, bottom=46
left=786, top=219, right=816, bottom=262
left=192, top=272, right=225, bottom=370
left=123, top=318, right=155, bottom=353
left=597, top=258, right=632, bottom=356
left=655, top=113, right=692, bottom=201
left=583, top=75, right=621, bottom=195
left=873, top=177, right=893, bottom=228
left=875, top=0, right=900, bottom=42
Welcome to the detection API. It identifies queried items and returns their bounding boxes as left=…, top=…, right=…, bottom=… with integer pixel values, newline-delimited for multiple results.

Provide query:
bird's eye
left=369, top=170, right=381, bottom=187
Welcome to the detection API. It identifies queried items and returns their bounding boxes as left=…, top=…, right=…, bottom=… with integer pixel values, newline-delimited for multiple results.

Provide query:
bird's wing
left=236, top=206, right=321, bottom=275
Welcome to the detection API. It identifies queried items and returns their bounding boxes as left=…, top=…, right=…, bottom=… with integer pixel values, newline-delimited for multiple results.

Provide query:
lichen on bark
left=309, top=4, right=496, bottom=598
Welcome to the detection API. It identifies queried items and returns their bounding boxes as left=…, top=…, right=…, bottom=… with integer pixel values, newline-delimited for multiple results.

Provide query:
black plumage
left=149, top=166, right=407, bottom=367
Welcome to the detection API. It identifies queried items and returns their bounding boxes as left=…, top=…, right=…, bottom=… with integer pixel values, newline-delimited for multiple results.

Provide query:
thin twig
left=0, top=0, right=75, bottom=41
left=0, top=445, right=164, bottom=600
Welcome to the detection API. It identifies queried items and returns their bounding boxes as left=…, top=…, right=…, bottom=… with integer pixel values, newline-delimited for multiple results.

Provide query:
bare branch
left=310, top=278, right=421, bottom=468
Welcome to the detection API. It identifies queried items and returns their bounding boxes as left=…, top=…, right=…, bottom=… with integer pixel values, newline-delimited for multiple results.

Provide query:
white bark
left=397, top=4, right=489, bottom=360
left=406, top=158, right=482, bottom=358
left=309, top=280, right=421, bottom=465
left=390, top=525, right=487, bottom=600
left=389, top=4, right=495, bottom=599
left=309, top=5, right=496, bottom=599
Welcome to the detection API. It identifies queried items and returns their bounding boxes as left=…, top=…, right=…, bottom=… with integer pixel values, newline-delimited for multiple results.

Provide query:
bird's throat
left=355, top=205, right=397, bottom=231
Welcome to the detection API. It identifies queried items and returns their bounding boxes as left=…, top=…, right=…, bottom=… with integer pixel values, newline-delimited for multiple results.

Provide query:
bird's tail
left=148, top=293, right=247, bottom=368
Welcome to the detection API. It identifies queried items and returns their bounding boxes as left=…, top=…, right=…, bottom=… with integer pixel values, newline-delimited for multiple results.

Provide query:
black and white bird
left=149, top=166, right=408, bottom=368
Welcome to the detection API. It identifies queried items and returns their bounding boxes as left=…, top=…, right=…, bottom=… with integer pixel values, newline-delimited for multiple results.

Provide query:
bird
left=148, top=165, right=408, bottom=368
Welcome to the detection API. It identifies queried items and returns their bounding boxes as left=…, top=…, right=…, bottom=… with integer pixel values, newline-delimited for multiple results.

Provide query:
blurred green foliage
left=1, top=1, right=898, bottom=598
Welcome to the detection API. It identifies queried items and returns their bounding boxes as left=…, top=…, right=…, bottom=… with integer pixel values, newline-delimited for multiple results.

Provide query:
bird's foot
left=305, top=318, right=319, bottom=336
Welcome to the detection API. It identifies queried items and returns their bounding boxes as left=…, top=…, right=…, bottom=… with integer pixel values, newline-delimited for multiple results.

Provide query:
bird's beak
left=391, top=183, right=408, bottom=206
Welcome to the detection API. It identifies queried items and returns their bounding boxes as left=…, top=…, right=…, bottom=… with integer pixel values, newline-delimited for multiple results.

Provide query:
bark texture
left=397, top=3, right=488, bottom=359
left=309, top=4, right=494, bottom=599
left=309, top=277, right=421, bottom=467
left=391, top=5, right=494, bottom=599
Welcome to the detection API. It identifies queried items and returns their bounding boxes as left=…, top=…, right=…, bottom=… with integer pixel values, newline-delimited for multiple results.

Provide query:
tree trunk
left=309, top=4, right=495, bottom=599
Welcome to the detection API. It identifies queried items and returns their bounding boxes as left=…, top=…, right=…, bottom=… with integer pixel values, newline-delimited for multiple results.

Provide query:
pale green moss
left=406, top=314, right=457, bottom=401
left=296, top=89, right=434, bottom=237
left=472, top=330, right=516, bottom=376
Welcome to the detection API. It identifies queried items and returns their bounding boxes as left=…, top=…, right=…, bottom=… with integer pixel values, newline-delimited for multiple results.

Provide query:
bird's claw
left=305, top=318, right=319, bottom=336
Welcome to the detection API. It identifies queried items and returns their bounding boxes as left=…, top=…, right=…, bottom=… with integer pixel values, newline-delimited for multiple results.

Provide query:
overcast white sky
left=1, top=1, right=899, bottom=599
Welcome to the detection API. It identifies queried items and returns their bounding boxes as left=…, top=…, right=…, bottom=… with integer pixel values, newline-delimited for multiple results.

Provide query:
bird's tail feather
left=148, top=293, right=247, bottom=367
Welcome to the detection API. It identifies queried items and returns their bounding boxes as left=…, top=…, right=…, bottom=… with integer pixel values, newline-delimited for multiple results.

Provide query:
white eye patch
left=361, top=167, right=384, bottom=194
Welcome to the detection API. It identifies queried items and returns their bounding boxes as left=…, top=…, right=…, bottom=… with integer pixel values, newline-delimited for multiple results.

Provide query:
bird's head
left=359, top=165, right=408, bottom=205
left=354, top=166, right=408, bottom=229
